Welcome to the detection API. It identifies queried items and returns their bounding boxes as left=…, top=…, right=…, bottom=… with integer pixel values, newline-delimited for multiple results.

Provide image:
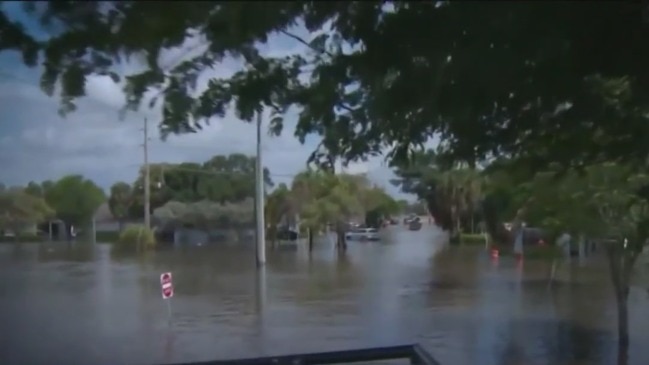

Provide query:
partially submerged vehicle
left=408, top=219, right=423, bottom=231
left=403, top=214, right=419, bottom=225
left=345, top=227, right=380, bottom=241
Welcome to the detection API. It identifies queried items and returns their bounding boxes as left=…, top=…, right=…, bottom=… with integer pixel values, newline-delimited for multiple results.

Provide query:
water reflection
left=34, top=242, right=90, bottom=263
left=0, top=227, right=648, bottom=365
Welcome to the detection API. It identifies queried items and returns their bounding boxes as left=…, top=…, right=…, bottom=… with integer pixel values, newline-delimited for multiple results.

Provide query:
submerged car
left=345, top=227, right=380, bottom=241
left=408, top=219, right=423, bottom=231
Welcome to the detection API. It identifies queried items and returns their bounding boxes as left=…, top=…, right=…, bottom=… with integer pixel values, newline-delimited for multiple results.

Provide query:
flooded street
left=1, top=226, right=649, bottom=365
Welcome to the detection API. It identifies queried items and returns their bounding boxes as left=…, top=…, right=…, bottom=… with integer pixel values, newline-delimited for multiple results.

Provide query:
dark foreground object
left=166, top=344, right=440, bottom=365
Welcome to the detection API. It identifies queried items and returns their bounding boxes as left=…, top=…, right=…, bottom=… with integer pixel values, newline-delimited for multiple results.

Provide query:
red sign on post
left=160, top=272, right=174, bottom=299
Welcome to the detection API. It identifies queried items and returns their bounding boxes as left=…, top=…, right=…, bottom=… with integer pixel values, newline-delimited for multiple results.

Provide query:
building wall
left=172, top=227, right=255, bottom=246
left=95, top=219, right=144, bottom=233
left=95, top=221, right=120, bottom=232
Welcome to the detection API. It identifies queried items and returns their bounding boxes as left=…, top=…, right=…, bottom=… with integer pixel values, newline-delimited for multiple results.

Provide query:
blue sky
left=0, top=4, right=414, bottom=200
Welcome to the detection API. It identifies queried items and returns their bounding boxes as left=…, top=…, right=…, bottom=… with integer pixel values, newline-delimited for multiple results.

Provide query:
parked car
left=346, top=227, right=380, bottom=241
left=403, top=214, right=420, bottom=225
left=408, top=220, right=422, bottom=231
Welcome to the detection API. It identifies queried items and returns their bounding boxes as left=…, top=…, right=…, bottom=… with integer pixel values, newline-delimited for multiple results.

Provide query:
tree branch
left=280, top=30, right=334, bottom=58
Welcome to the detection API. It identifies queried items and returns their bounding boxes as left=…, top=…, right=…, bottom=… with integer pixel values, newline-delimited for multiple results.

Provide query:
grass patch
left=449, top=233, right=488, bottom=246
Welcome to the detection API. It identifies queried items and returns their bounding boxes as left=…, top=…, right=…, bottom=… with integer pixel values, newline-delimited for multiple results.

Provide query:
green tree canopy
left=124, top=153, right=273, bottom=219
left=0, top=188, right=53, bottom=235
left=524, top=163, right=649, bottom=246
left=290, top=170, right=367, bottom=231
left=265, top=183, right=294, bottom=230
left=392, top=150, right=483, bottom=236
left=46, top=175, right=106, bottom=226
left=24, top=181, right=43, bottom=197
left=5, top=2, right=647, bottom=169
left=108, top=181, right=132, bottom=224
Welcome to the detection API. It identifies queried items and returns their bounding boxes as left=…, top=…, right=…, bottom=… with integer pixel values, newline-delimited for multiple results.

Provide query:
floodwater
left=1, top=226, right=648, bottom=365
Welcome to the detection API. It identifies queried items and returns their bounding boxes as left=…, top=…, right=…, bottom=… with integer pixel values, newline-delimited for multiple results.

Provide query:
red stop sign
left=160, top=272, right=174, bottom=299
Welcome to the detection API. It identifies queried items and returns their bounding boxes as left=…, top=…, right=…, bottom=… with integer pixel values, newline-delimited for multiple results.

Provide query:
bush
left=460, top=233, right=488, bottom=245
left=116, top=225, right=156, bottom=251
left=449, top=232, right=488, bottom=246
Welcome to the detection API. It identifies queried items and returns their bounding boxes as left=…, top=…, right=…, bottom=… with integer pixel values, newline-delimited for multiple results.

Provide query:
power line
left=124, top=162, right=300, bottom=178
left=0, top=70, right=284, bottom=153
left=0, top=69, right=390, bottom=186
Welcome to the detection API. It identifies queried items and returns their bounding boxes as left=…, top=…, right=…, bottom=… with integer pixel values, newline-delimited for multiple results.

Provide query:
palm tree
left=416, top=165, right=484, bottom=242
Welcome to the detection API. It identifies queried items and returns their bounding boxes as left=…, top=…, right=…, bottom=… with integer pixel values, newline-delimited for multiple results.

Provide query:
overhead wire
left=0, top=68, right=325, bottom=185
left=0, top=65, right=387, bottom=187
left=123, top=162, right=302, bottom=179
left=0, top=67, right=286, bottom=154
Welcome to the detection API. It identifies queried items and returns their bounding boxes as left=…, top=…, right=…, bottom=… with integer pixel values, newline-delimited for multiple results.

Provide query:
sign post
left=160, top=272, right=174, bottom=321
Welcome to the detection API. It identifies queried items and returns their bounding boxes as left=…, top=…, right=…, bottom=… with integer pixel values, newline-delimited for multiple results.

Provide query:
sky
left=0, top=4, right=418, bottom=201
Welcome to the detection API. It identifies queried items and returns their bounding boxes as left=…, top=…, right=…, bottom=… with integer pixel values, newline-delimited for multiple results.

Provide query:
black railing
left=166, top=344, right=441, bottom=365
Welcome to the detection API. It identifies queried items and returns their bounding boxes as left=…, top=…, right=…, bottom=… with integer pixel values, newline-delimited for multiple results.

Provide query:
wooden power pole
left=142, top=118, right=151, bottom=230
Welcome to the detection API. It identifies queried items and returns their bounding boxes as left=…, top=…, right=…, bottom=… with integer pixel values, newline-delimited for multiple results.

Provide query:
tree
left=361, top=186, right=399, bottom=228
left=7, top=3, right=647, bottom=170
left=287, top=170, right=397, bottom=248
left=0, top=188, right=53, bottom=238
left=5, top=3, right=649, bottom=357
left=46, top=175, right=106, bottom=228
left=480, top=158, right=537, bottom=246
left=40, top=180, right=54, bottom=195
left=24, top=181, right=43, bottom=197
left=265, top=183, right=295, bottom=246
left=127, top=154, right=273, bottom=219
left=108, top=181, right=132, bottom=230
left=291, top=170, right=364, bottom=250
left=392, top=150, right=484, bottom=240
left=522, top=163, right=649, bottom=356
left=199, top=153, right=273, bottom=202
left=128, top=163, right=174, bottom=219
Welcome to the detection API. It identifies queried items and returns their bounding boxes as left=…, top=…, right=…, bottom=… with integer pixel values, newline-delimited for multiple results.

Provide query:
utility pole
left=142, top=118, right=151, bottom=230
left=255, top=110, right=266, bottom=266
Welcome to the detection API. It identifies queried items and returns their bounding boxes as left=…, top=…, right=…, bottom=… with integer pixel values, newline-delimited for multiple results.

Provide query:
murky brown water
left=0, top=226, right=648, bottom=365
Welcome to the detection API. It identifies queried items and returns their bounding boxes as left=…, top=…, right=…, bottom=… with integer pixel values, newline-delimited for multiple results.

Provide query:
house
left=36, top=219, right=67, bottom=241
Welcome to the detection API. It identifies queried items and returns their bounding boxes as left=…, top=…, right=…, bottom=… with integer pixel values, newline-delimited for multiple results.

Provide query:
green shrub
left=449, top=233, right=488, bottom=246
left=116, top=225, right=156, bottom=251
left=460, top=233, right=488, bottom=245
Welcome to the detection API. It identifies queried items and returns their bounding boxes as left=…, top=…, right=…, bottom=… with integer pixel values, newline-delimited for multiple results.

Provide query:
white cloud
left=0, top=30, right=413, bottom=200
left=84, top=75, right=128, bottom=110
